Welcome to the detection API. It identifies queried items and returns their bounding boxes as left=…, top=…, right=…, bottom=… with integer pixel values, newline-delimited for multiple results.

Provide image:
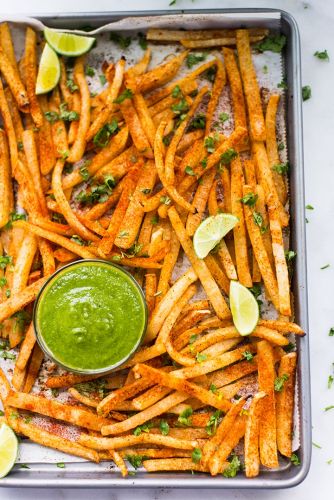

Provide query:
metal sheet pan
left=0, top=8, right=311, bottom=489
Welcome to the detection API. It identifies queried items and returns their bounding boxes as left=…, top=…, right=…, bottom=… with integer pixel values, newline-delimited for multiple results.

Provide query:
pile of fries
left=0, top=23, right=303, bottom=478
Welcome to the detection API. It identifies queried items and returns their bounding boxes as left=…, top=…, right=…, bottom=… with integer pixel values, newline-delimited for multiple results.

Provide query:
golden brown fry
left=23, top=129, right=48, bottom=216
left=147, top=28, right=268, bottom=42
left=13, top=220, right=95, bottom=259
left=252, top=141, right=289, bottom=227
left=136, top=51, right=188, bottom=93
left=186, top=170, right=216, bottom=236
left=168, top=206, right=231, bottom=320
left=24, top=28, right=43, bottom=123
left=22, top=344, right=44, bottom=393
left=209, top=415, right=246, bottom=475
left=80, top=432, right=198, bottom=450
left=0, top=23, right=19, bottom=73
left=37, top=95, right=56, bottom=175
left=67, top=56, right=91, bottom=163
left=114, top=160, right=156, bottom=249
left=231, top=157, right=252, bottom=286
left=276, top=353, right=297, bottom=457
left=267, top=193, right=291, bottom=316
left=97, top=378, right=154, bottom=417
left=0, top=368, right=11, bottom=402
left=10, top=416, right=99, bottom=462
left=143, top=458, right=224, bottom=473
left=16, top=322, right=36, bottom=371
left=242, top=185, right=280, bottom=310
left=49, top=87, right=69, bottom=159
left=0, top=46, right=28, bottom=112
left=223, top=47, right=248, bottom=148
left=0, top=276, right=47, bottom=323
left=265, top=94, right=287, bottom=204
left=0, top=130, right=13, bottom=228
left=145, top=273, right=157, bottom=316
left=244, top=391, right=267, bottom=477
left=206, top=58, right=226, bottom=134
left=87, top=59, right=125, bottom=141
left=204, top=254, right=230, bottom=295
left=216, top=240, right=238, bottom=280
left=165, top=86, right=208, bottom=185
left=181, top=35, right=265, bottom=48
left=6, top=390, right=110, bottom=430
left=0, top=79, right=18, bottom=175
left=236, top=30, right=265, bottom=141
left=257, top=340, right=278, bottom=468
left=52, top=159, right=99, bottom=242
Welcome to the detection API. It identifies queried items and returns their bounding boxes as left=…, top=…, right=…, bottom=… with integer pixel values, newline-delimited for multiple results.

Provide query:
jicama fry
left=24, top=28, right=43, bottom=124
left=146, top=28, right=268, bottom=42
left=13, top=220, right=96, bottom=259
left=49, top=87, right=69, bottom=158
left=0, top=130, right=13, bottom=228
left=135, top=51, right=188, bottom=93
left=216, top=241, right=238, bottom=280
left=257, top=340, right=278, bottom=468
left=67, top=56, right=91, bottom=163
left=244, top=391, right=267, bottom=477
left=204, top=254, right=230, bottom=295
left=252, top=141, right=289, bottom=227
left=15, top=323, right=36, bottom=371
left=181, top=35, right=265, bottom=49
left=276, top=353, right=297, bottom=457
left=114, top=160, right=156, bottom=249
left=186, top=170, right=216, bottom=236
left=0, top=368, right=10, bottom=402
left=144, top=274, right=157, bottom=314
left=242, top=185, right=280, bottom=310
left=267, top=193, right=291, bottom=316
left=80, top=432, right=198, bottom=450
left=223, top=47, right=248, bottom=149
left=97, top=377, right=154, bottom=417
left=205, top=58, right=226, bottom=134
left=9, top=416, right=99, bottom=462
left=209, top=414, right=246, bottom=475
left=22, top=129, right=48, bottom=216
left=231, top=157, right=252, bottom=286
left=87, top=58, right=125, bottom=141
left=0, top=46, right=28, bottom=112
left=0, top=276, right=47, bottom=323
left=265, top=94, right=287, bottom=205
left=236, top=30, right=265, bottom=141
left=0, top=79, right=19, bottom=175
left=22, top=344, right=44, bottom=393
left=0, top=23, right=19, bottom=73
left=168, top=206, right=231, bottom=320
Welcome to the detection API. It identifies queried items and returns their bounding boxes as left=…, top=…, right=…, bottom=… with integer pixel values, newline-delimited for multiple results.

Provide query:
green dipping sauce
left=34, top=261, right=147, bottom=372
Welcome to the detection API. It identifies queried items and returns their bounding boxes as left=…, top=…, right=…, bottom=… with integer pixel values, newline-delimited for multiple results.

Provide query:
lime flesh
left=0, top=423, right=18, bottom=479
left=44, top=28, right=95, bottom=57
left=36, top=43, right=60, bottom=95
left=229, top=280, right=259, bottom=336
left=193, top=213, right=238, bottom=259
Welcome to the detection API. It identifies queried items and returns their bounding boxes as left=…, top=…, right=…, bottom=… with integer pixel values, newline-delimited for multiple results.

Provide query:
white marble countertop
left=0, top=0, right=333, bottom=498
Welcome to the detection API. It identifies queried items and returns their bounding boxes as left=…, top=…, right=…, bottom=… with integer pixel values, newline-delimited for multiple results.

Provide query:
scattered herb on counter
left=314, top=50, right=329, bottom=61
left=306, top=204, right=314, bottom=210
left=321, top=264, right=330, bottom=270
left=138, top=32, right=147, bottom=50
left=302, top=85, right=312, bottom=101
left=329, top=328, right=334, bottom=336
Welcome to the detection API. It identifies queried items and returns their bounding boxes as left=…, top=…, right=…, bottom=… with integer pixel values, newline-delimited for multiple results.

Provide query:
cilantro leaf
left=274, top=373, right=289, bottom=392
left=254, top=34, right=286, bottom=53
left=302, top=85, right=312, bottom=101
left=223, top=455, right=241, bottom=477
left=186, top=53, right=207, bottom=69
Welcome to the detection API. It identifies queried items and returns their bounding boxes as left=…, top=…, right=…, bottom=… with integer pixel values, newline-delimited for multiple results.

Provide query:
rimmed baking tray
left=0, top=8, right=311, bottom=489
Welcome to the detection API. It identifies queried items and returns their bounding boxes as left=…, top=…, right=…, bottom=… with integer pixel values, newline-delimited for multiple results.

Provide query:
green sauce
left=35, top=261, right=147, bottom=371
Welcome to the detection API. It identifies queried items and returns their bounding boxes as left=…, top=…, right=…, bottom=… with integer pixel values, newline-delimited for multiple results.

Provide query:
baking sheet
left=0, top=9, right=311, bottom=488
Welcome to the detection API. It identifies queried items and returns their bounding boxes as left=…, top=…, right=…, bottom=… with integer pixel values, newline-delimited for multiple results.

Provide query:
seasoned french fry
left=10, top=417, right=99, bottom=462
left=0, top=276, right=47, bottom=323
left=186, top=170, right=215, bottom=236
left=0, top=130, right=13, bottom=228
left=24, top=28, right=43, bottom=123
left=209, top=414, right=246, bottom=475
left=265, top=94, right=287, bottom=205
left=267, top=193, right=291, bottom=316
left=22, top=344, right=44, bottom=393
left=135, top=51, right=188, bottom=93
left=0, top=46, right=28, bottom=112
left=80, top=431, right=198, bottom=450
left=97, top=377, right=154, bottom=417
left=146, top=28, right=268, bottom=42
left=236, top=30, right=265, bottom=141
left=87, top=58, right=125, bottom=142
left=244, top=391, right=267, bottom=477
left=231, top=157, right=252, bottom=286
left=67, top=57, right=91, bottom=163
left=242, top=185, right=280, bottom=310
left=0, top=23, right=19, bottom=73
left=276, top=353, right=297, bottom=457
left=168, top=206, right=231, bottom=320
left=204, top=254, right=230, bottom=295
left=257, top=340, right=278, bottom=468
left=0, top=368, right=11, bottom=402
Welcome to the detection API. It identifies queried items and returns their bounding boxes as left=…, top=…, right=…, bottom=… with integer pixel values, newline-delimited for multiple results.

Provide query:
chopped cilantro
left=159, top=419, right=170, bottom=436
left=219, top=148, right=237, bottom=165
left=285, top=250, right=297, bottom=261
left=133, top=422, right=153, bottom=436
left=306, top=204, right=314, bottom=210
left=274, top=373, right=289, bottom=392
left=273, top=162, right=289, bottom=175
left=291, top=453, right=301, bottom=466
left=56, top=462, right=65, bottom=468
left=44, top=111, right=59, bottom=123
left=99, top=74, right=107, bottom=86
left=138, top=32, right=147, bottom=50
left=186, top=53, right=207, bottom=69
left=196, top=352, right=207, bottom=363
left=302, top=85, right=312, bottom=101
left=59, top=103, right=79, bottom=122
left=314, top=50, right=329, bottom=61
left=0, top=277, right=7, bottom=287
left=85, top=66, right=95, bottom=77
left=4, top=211, right=26, bottom=230
left=324, top=405, right=334, bottom=412
left=1, top=351, right=16, bottom=360
left=200, top=157, right=208, bottom=169
left=321, top=264, right=330, bottom=270
left=223, top=455, right=241, bottom=477
left=66, top=78, right=78, bottom=93
left=171, top=98, right=189, bottom=115
left=204, top=135, right=218, bottom=153
left=93, top=120, right=119, bottom=147
left=151, top=214, right=159, bottom=225
left=254, top=34, right=286, bottom=53
left=205, top=410, right=222, bottom=436
left=203, top=65, right=217, bottom=82
left=191, top=447, right=202, bottom=463
left=189, top=113, right=206, bottom=130
left=70, top=235, right=86, bottom=246
left=219, top=112, right=229, bottom=123
left=277, top=78, right=288, bottom=90
left=110, top=32, right=131, bottom=49
left=114, top=88, right=134, bottom=104
left=160, top=195, right=171, bottom=206
left=240, top=192, right=258, bottom=207
left=185, top=166, right=195, bottom=176
left=242, top=350, right=254, bottom=362
left=126, top=454, right=148, bottom=469
left=329, top=328, right=334, bottom=336
left=177, top=407, right=193, bottom=426
left=171, top=85, right=182, bottom=98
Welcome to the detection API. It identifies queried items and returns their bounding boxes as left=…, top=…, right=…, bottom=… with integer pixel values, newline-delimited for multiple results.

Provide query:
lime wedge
left=229, top=281, right=259, bottom=336
left=44, top=28, right=95, bottom=57
left=193, top=213, right=238, bottom=259
left=36, top=43, right=60, bottom=95
left=0, top=423, right=18, bottom=479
